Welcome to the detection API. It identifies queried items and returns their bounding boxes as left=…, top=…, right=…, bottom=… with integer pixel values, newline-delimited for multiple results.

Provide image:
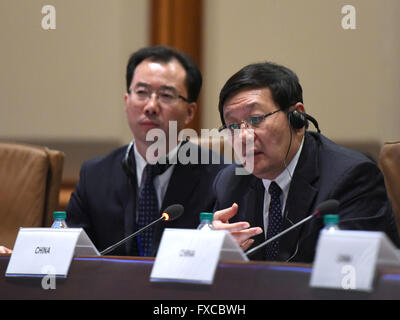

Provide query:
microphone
left=245, top=199, right=339, bottom=257
left=100, top=204, right=184, bottom=255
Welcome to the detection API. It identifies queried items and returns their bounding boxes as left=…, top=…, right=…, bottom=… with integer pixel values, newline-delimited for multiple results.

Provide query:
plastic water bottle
left=323, top=214, right=339, bottom=231
left=197, top=212, right=215, bottom=230
left=51, top=211, right=68, bottom=229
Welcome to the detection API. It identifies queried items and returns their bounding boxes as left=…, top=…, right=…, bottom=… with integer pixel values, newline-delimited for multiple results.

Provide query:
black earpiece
left=122, top=141, right=135, bottom=182
left=287, top=110, right=321, bottom=133
left=288, top=110, right=307, bottom=130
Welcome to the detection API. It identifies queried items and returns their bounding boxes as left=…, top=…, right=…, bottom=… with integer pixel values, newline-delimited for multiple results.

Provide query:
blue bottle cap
left=324, top=214, right=339, bottom=225
left=200, top=212, right=214, bottom=221
left=53, top=211, right=66, bottom=220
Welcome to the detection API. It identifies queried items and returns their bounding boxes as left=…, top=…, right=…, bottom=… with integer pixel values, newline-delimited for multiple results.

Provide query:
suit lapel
left=278, top=133, right=320, bottom=261
left=161, top=163, right=201, bottom=210
left=119, top=144, right=138, bottom=256
left=152, top=143, right=203, bottom=254
left=160, top=142, right=204, bottom=212
left=244, top=178, right=267, bottom=260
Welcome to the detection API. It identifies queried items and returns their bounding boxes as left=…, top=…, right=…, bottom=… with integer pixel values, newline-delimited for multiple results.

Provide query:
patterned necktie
left=265, top=181, right=283, bottom=260
left=136, top=164, right=159, bottom=256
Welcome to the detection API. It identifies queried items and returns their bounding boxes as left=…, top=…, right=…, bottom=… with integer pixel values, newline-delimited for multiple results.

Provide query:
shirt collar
left=133, top=141, right=181, bottom=187
left=262, top=136, right=304, bottom=193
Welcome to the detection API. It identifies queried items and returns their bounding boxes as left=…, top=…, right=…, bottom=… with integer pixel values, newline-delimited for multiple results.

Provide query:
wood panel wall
left=150, top=0, right=203, bottom=133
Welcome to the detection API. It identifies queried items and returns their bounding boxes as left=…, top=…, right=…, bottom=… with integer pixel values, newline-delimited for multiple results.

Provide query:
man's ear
left=293, top=102, right=305, bottom=113
left=123, top=92, right=130, bottom=110
left=287, top=102, right=307, bottom=131
left=184, top=102, right=197, bottom=125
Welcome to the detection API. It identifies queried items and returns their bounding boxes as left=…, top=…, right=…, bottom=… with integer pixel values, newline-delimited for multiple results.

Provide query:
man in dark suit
left=66, top=46, right=225, bottom=256
left=213, top=61, right=400, bottom=263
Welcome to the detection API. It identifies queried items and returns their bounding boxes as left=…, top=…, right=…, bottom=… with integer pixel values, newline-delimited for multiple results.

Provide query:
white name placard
left=310, top=230, right=400, bottom=292
left=150, top=229, right=248, bottom=284
left=6, top=228, right=99, bottom=278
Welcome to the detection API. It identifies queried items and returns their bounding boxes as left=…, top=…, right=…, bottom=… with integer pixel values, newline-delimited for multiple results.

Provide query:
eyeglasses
left=218, top=109, right=282, bottom=134
left=129, top=86, right=189, bottom=106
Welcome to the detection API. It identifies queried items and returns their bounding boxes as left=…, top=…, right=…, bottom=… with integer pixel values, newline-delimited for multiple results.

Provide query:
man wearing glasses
left=212, top=61, right=400, bottom=263
left=65, top=46, right=226, bottom=257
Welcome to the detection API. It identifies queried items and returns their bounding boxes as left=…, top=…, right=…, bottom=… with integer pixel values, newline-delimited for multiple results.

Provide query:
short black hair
left=126, top=45, right=202, bottom=103
left=218, top=62, right=303, bottom=125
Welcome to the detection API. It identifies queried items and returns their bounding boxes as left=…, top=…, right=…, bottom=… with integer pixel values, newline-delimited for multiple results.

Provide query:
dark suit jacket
left=213, top=132, right=400, bottom=263
left=66, top=142, right=226, bottom=256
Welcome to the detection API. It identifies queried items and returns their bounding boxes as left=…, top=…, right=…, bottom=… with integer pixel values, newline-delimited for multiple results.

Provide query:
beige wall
left=1, top=0, right=399, bottom=178
left=203, top=0, right=400, bottom=145
left=0, top=0, right=148, bottom=143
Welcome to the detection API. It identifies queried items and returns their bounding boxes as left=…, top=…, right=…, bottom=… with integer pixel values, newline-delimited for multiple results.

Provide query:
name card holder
left=6, top=228, right=99, bottom=278
left=310, top=230, right=400, bottom=292
left=150, top=229, right=248, bottom=285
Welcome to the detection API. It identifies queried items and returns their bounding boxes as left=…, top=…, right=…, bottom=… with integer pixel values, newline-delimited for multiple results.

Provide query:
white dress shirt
left=262, top=137, right=304, bottom=237
left=133, top=143, right=177, bottom=213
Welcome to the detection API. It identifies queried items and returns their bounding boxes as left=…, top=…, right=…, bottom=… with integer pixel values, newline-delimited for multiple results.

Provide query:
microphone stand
left=100, top=215, right=166, bottom=255
left=245, top=213, right=316, bottom=257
